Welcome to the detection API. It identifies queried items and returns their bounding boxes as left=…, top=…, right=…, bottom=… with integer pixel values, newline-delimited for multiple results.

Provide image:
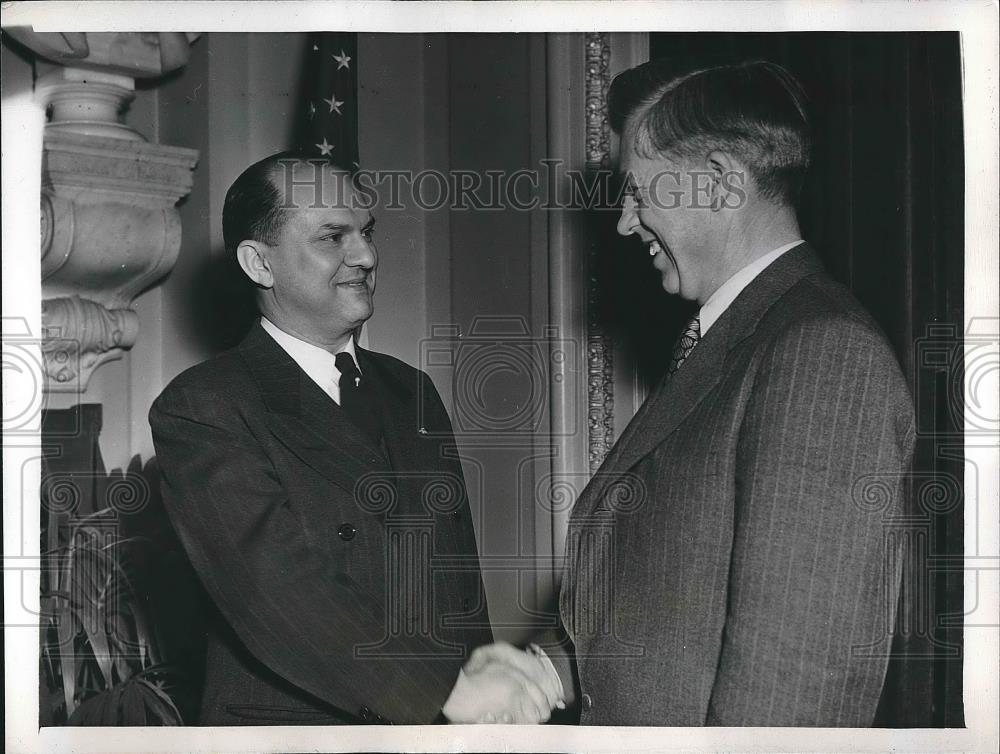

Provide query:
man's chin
left=660, top=270, right=681, bottom=296
left=349, top=305, right=374, bottom=326
left=350, top=300, right=375, bottom=326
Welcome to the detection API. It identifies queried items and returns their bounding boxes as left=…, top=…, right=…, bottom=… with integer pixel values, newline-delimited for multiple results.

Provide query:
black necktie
left=335, top=352, right=382, bottom=444
left=667, top=315, right=701, bottom=376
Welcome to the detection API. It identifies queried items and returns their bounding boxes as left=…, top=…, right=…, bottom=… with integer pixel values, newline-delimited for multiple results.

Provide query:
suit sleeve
left=706, top=315, right=915, bottom=726
left=534, top=626, right=578, bottom=708
left=149, top=383, right=462, bottom=723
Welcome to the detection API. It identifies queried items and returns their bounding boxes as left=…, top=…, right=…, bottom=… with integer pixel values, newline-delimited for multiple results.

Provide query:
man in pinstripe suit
left=482, top=58, right=916, bottom=725
left=573, top=56, right=916, bottom=726
left=150, top=154, right=561, bottom=725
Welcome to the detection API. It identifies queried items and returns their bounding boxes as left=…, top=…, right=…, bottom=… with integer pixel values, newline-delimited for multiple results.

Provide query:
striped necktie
left=667, top=315, right=701, bottom=376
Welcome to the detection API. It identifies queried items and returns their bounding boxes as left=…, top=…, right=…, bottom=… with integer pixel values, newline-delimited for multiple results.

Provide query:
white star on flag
left=333, top=49, right=351, bottom=70
left=323, top=95, right=345, bottom=115
left=297, top=33, right=357, bottom=165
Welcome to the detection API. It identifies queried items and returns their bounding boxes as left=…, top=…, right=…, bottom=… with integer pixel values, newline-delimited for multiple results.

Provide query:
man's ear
left=704, top=150, right=744, bottom=211
left=235, top=240, right=274, bottom=288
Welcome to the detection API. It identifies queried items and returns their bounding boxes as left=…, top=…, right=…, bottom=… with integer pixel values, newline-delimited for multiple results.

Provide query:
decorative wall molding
left=584, top=32, right=615, bottom=474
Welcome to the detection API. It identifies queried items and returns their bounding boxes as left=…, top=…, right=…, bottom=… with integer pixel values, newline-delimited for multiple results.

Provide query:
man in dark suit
left=479, top=58, right=915, bottom=726
left=150, top=153, right=560, bottom=725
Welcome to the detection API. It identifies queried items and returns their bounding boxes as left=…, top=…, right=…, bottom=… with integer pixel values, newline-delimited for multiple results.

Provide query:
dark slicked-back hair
left=609, top=57, right=811, bottom=204
left=222, top=150, right=354, bottom=257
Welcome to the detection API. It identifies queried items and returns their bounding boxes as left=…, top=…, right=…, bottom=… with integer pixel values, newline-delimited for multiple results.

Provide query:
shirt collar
left=260, top=317, right=359, bottom=389
left=698, top=240, right=804, bottom=335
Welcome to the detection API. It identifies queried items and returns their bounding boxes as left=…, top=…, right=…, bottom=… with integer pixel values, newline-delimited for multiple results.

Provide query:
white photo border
left=3, top=2, right=997, bottom=753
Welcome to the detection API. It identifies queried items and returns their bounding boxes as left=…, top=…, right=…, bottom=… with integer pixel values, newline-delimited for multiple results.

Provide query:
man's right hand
left=441, top=642, right=563, bottom=723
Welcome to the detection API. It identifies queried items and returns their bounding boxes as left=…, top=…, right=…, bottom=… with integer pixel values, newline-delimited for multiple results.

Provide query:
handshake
left=441, top=641, right=566, bottom=724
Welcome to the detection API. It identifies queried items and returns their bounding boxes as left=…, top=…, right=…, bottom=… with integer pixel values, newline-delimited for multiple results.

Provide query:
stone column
left=9, top=31, right=201, bottom=391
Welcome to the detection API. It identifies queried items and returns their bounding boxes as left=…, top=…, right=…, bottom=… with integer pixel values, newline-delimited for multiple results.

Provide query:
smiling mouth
left=337, top=279, right=369, bottom=288
left=646, top=239, right=663, bottom=257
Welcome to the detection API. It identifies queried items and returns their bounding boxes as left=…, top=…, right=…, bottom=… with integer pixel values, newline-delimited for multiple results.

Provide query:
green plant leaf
left=66, top=675, right=183, bottom=726
left=135, top=678, right=183, bottom=725
left=109, top=612, right=137, bottom=682
left=129, top=599, right=158, bottom=667
left=121, top=678, right=147, bottom=725
left=78, top=610, right=114, bottom=688
left=42, top=480, right=183, bottom=727
left=55, top=568, right=77, bottom=717
left=68, top=683, right=120, bottom=725
left=44, top=508, right=63, bottom=591
left=70, top=543, right=105, bottom=613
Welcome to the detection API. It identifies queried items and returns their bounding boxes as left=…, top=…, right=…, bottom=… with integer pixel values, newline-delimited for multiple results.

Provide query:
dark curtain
left=618, top=32, right=964, bottom=727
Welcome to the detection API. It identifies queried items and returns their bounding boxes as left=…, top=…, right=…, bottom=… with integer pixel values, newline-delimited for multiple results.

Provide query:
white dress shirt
left=260, top=317, right=359, bottom=405
left=699, top=240, right=804, bottom=335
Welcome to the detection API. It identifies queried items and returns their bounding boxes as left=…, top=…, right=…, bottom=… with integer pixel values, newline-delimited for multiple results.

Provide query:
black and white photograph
left=2, top=2, right=997, bottom=753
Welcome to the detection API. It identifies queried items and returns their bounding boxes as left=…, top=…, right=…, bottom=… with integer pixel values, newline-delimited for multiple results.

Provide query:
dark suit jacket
left=557, top=244, right=915, bottom=726
left=149, top=323, right=493, bottom=725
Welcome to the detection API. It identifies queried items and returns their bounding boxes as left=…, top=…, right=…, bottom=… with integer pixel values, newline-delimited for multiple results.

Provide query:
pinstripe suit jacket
left=150, top=323, right=493, bottom=725
left=558, top=244, right=915, bottom=726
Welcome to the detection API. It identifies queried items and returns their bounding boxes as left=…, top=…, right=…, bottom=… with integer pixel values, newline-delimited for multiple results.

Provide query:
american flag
left=294, top=32, right=358, bottom=169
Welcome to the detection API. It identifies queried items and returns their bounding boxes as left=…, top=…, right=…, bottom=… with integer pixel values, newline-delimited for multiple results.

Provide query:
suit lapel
left=239, top=323, right=390, bottom=494
left=356, top=347, right=420, bottom=470
left=565, top=244, right=825, bottom=647
left=574, top=243, right=823, bottom=516
left=358, top=348, right=452, bottom=521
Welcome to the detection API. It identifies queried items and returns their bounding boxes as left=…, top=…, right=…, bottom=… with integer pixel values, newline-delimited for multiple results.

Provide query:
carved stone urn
left=9, top=31, right=201, bottom=391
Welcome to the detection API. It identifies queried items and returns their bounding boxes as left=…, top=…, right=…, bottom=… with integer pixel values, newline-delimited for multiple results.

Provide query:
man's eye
left=323, top=234, right=343, bottom=244
left=362, top=227, right=375, bottom=241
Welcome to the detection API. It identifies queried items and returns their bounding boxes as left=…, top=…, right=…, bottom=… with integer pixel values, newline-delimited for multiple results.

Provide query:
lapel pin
left=418, top=427, right=428, bottom=435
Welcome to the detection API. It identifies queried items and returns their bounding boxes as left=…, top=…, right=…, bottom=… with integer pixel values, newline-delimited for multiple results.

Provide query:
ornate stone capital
left=40, top=131, right=198, bottom=391
left=41, top=296, right=140, bottom=387
left=18, top=33, right=203, bottom=393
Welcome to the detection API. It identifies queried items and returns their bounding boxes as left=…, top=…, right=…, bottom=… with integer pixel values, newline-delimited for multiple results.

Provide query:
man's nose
left=617, top=197, right=637, bottom=238
left=346, top=237, right=376, bottom=269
